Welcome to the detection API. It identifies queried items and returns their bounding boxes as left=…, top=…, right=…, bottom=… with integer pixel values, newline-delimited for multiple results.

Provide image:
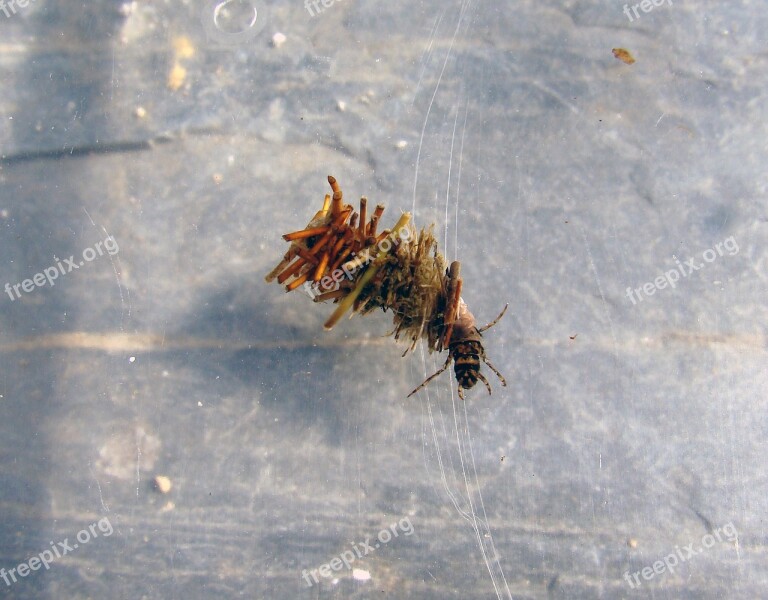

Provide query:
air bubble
left=213, top=0, right=258, bottom=35
left=200, top=0, right=269, bottom=48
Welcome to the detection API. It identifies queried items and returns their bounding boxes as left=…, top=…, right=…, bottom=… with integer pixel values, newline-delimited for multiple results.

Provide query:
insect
left=265, top=176, right=507, bottom=399
left=612, top=47, right=636, bottom=65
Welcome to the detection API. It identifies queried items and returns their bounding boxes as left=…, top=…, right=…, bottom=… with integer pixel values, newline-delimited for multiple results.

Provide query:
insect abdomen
left=451, top=340, right=483, bottom=390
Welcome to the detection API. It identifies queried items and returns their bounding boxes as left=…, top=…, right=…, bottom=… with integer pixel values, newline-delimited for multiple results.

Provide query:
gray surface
left=0, top=0, right=766, bottom=598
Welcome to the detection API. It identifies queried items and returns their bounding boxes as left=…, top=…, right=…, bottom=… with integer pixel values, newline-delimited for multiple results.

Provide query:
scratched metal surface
left=0, top=0, right=766, bottom=598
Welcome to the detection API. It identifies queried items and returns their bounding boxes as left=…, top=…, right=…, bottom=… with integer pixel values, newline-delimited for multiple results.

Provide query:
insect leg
left=476, top=371, right=493, bottom=395
left=478, top=303, right=509, bottom=333
left=482, top=356, right=507, bottom=387
left=406, top=353, right=452, bottom=398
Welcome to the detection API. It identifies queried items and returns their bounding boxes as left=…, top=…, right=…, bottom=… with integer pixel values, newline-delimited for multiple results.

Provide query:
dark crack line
left=0, top=134, right=175, bottom=166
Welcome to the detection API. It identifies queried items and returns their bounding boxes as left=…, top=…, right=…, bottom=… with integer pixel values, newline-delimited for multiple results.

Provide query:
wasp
left=407, top=261, right=507, bottom=399
left=265, top=176, right=507, bottom=399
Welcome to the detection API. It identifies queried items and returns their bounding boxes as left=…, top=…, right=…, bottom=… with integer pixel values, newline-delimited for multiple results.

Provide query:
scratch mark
left=89, top=464, right=110, bottom=513
left=82, top=207, right=131, bottom=329
left=577, top=223, right=620, bottom=367
left=412, top=0, right=472, bottom=213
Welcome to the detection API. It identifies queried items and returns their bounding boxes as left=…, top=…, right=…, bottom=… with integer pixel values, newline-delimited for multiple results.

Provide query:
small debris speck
left=153, top=475, right=173, bottom=494
left=612, top=48, right=636, bottom=64
left=173, top=36, right=195, bottom=59
left=167, top=63, right=187, bottom=91
left=118, top=1, right=136, bottom=17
